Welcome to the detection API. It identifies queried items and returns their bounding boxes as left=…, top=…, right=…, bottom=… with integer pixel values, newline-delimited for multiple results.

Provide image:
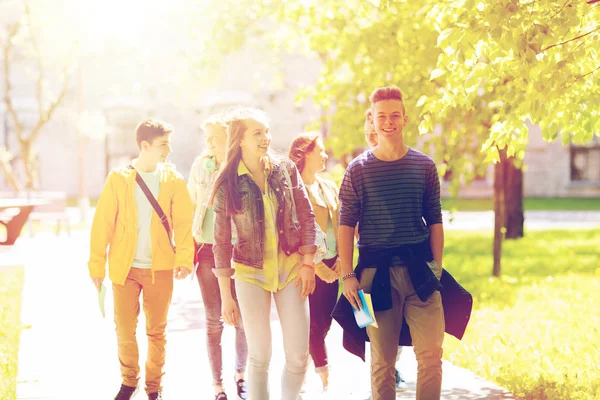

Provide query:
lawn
left=442, top=229, right=600, bottom=399
left=0, top=265, right=25, bottom=400
left=442, top=197, right=600, bottom=211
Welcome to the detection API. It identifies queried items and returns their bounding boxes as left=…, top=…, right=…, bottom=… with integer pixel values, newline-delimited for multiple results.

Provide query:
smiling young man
left=88, top=119, right=194, bottom=400
left=338, top=87, right=445, bottom=399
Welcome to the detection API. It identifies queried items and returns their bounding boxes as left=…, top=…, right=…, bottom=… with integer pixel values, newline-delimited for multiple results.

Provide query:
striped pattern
left=339, top=148, right=442, bottom=248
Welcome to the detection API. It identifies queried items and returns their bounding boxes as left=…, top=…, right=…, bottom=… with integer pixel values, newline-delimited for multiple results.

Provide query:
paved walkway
left=442, top=210, right=600, bottom=231
left=6, top=231, right=518, bottom=400
left=67, top=207, right=600, bottom=232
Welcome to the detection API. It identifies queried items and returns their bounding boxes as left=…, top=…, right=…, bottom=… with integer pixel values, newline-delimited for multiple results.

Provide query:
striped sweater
left=339, top=148, right=442, bottom=249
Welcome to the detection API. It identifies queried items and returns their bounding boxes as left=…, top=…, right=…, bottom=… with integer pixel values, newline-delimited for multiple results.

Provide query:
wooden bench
left=0, top=198, right=46, bottom=245
left=26, top=191, right=71, bottom=236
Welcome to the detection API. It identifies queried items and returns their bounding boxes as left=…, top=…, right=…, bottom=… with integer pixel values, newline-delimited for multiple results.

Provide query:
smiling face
left=371, top=99, right=409, bottom=139
left=239, top=118, right=271, bottom=159
left=204, top=124, right=227, bottom=161
left=141, top=133, right=172, bottom=164
left=304, top=138, right=328, bottom=174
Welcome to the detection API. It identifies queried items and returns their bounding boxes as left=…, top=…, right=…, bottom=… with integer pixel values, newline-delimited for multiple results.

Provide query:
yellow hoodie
left=88, top=162, right=194, bottom=285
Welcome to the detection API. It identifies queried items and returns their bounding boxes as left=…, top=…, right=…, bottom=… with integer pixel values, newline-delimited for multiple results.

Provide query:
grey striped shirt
left=339, top=148, right=442, bottom=248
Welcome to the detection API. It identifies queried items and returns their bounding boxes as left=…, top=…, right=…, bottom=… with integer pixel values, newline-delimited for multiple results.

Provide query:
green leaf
left=430, top=68, right=446, bottom=81
left=526, top=47, right=537, bottom=64
left=416, top=95, right=428, bottom=107
left=437, top=28, right=454, bottom=47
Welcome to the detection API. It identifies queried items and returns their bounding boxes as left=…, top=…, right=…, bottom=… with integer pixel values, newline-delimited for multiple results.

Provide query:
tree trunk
left=0, top=148, right=22, bottom=192
left=19, top=140, right=39, bottom=190
left=493, top=149, right=507, bottom=277
left=504, top=159, right=524, bottom=239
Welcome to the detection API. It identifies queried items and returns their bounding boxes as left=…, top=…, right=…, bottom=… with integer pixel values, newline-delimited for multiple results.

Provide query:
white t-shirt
left=132, top=166, right=161, bottom=269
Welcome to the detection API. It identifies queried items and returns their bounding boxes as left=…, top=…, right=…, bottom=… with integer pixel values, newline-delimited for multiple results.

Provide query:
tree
left=421, top=0, right=599, bottom=275
left=1, top=1, right=73, bottom=191
left=194, top=0, right=600, bottom=276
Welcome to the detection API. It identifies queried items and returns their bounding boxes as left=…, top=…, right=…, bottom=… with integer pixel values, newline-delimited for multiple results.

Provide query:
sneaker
left=114, top=384, right=137, bottom=400
left=236, top=379, right=249, bottom=399
left=148, top=391, right=163, bottom=400
left=216, top=392, right=228, bottom=400
left=395, top=369, right=408, bottom=392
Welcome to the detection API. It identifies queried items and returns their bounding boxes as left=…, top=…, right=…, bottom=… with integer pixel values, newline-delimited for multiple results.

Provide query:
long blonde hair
left=209, top=107, right=272, bottom=215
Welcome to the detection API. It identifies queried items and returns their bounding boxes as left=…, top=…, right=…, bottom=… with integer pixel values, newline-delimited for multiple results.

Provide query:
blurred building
left=1, top=1, right=598, bottom=199
left=440, top=124, right=600, bottom=198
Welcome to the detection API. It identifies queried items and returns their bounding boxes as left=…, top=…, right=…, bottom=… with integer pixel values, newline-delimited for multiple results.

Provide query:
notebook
left=352, top=289, right=378, bottom=328
left=98, top=283, right=107, bottom=318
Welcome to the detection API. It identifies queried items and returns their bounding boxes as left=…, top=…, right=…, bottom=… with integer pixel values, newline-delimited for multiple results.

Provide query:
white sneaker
left=395, top=368, right=408, bottom=392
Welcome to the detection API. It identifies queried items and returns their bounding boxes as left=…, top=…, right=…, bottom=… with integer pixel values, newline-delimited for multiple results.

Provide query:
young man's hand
left=173, top=267, right=190, bottom=280
left=91, top=277, right=103, bottom=292
left=343, top=277, right=362, bottom=310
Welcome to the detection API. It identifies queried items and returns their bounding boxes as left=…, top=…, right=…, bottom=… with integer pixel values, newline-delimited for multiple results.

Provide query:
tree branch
left=563, top=65, right=600, bottom=89
left=546, top=0, right=571, bottom=20
left=19, top=2, right=71, bottom=145
left=24, top=2, right=45, bottom=123
left=2, top=19, right=24, bottom=141
left=580, top=65, right=600, bottom=79
left=27, top=68, right=70, bottom=145
left=540, top=26, right=600, bottom=53
left=562, top=34, right=594, bottom=64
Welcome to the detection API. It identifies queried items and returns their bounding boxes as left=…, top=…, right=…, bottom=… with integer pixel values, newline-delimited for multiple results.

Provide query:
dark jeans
left=308, top=255, right=339, bottom=371
left=195, top=243, right=248, bottom=386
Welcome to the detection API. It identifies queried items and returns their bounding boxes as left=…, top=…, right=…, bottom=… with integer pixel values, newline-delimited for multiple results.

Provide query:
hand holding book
left=352, top=289, right=378, bottom=328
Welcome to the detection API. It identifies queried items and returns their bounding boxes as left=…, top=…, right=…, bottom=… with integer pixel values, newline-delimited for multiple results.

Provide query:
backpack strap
left=128, top=165, right=175, bottom=252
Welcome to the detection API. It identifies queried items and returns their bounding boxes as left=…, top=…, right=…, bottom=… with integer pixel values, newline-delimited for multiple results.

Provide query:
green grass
left=443, top=229, right=600, bottom=399
left=0, top=265, right=25, bottom=400
left=442, top=197, right=600, bottom=211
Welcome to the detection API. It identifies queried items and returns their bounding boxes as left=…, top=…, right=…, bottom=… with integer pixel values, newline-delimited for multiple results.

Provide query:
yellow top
left=232, top=161, right=301, bottom=292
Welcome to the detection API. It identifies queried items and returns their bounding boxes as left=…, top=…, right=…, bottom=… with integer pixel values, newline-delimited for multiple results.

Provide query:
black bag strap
left=128, top=165, right=175, bottom=252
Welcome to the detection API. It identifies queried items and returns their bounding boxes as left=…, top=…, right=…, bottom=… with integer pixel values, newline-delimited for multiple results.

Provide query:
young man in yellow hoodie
left=88, top=119, right=194, bottom=400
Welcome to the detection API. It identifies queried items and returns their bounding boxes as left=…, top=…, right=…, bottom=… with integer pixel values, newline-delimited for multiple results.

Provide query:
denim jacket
left=212, top=158, right=318, bottom=276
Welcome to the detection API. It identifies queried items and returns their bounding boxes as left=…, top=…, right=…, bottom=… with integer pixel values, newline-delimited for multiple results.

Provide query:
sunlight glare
left=78, top=0, right=166, bottom=46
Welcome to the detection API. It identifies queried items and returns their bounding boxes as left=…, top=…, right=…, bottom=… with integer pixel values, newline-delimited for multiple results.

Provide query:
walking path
left=442, top=210, right=600, bottom=231
left=65, top=207, right=600, bottom=232
left=6, top=230, right=519, bottom=399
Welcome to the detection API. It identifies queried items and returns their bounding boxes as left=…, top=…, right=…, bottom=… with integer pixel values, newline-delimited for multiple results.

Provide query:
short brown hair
left=135, top=119, right=173, bottom=148
left=369, top=86, right=404, bottom=104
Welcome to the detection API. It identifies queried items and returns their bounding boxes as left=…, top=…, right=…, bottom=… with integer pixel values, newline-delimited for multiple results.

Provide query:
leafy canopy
left=194, top=0, right=599, bottom=190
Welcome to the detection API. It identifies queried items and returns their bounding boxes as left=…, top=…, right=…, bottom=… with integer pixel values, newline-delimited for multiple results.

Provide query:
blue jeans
left=196, top=243, right=248, bottom=386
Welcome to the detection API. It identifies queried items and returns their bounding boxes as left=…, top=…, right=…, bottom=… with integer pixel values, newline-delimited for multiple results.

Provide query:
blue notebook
left=352, top=290, right=378, bottom=328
